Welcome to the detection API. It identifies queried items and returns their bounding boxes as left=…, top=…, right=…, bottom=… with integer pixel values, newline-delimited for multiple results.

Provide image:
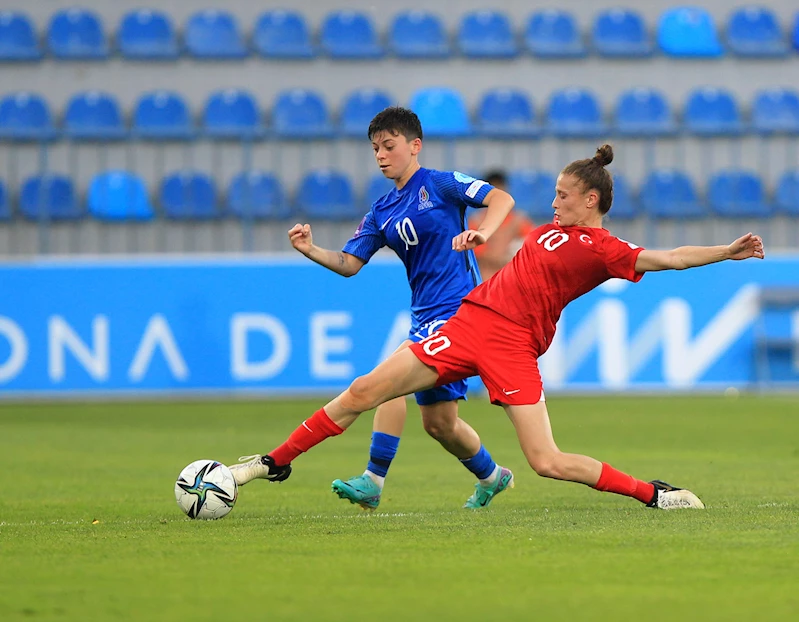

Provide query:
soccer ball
left=174, top=460, right=238, bottom=520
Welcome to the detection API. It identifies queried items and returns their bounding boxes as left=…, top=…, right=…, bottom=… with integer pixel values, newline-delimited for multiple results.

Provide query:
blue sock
left=366, top=432, right=400, bottom=478
left=460, top=445, right=496, bottom=480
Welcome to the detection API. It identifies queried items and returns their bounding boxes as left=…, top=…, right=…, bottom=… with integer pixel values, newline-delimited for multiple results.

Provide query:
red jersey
left=464, top=224, right=644, bottom=356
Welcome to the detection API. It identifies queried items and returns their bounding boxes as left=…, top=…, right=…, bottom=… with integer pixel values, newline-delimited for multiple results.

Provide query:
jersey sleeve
left=604, top=236, right=645, bottom=282
left=430, top=170, right=494, bottom=208
left=341, top=210, right=384, bottom=263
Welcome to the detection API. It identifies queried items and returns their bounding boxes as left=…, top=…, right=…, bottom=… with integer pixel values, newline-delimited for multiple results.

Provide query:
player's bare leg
left=504, top=401, right=704, bottom=509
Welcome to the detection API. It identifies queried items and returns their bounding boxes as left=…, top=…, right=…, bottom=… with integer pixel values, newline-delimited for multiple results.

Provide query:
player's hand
left=452, top=230, right=487, bottom=252
left=727, top=232, right=765, bottom=260
left=288, top=223, right=314, bottom=255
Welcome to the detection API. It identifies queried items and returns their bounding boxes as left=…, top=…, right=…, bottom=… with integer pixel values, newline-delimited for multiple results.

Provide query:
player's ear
left=586, top=189, right=599, bottom=209
left=410, top=137, right=422, bottom=155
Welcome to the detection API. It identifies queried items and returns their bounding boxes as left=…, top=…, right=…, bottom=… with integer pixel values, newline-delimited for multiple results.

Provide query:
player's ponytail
left=561, top=144, right=615, bottom=215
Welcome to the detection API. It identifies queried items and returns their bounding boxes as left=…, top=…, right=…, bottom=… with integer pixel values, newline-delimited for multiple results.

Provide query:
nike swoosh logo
left=380, top=216, right=393, bottom=230
left=302, top=422, right=313, bottom=432
left=502, top=389, right=521, bottom=395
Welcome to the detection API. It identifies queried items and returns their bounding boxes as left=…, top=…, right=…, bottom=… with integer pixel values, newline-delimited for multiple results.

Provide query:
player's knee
left=422, top=415, right=454, bottom=441
left=347, top=376, right=381, bottom=411
left=527, top=453, right=562, bottom=479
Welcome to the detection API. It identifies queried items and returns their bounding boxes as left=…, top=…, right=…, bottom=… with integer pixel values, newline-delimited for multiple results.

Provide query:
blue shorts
left=409, top=317, right=469, bottom=406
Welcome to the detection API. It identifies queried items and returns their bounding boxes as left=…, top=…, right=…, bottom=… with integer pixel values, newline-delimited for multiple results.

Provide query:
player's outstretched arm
left=634, top=233, right=765, bottom=273
left=288, top=223, right=365, bottom=277
left=452, top=188, right=515, bottom=252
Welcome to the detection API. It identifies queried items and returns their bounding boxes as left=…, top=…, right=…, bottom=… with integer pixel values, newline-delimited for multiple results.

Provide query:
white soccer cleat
left=647, top=480, right=705, bottom=510
left=227, top=454, right=292, bottom=486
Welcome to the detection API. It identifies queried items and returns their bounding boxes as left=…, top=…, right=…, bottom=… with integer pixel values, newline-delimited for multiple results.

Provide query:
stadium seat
left=525, top=10, right=586, bottom=58
left=727, top=7, right=787, bottom=57
left=0, top=179, right=8, bottom=219
left=508, top=170, right=557, bottom=220
left=0, top=11, right=41, bottom=60
left=794, top=14, right=799, bottom=51
left=658, top=7, right=723, bottom=57
left=133, top=91, right=193, bottom=140
left=88, top=171, right=154, bottom=220
left=614, top=88, right=676, bottom=136
left=0, top=92, right=56, bottom=141
left=203, top=89, right=264, bottom=139
left=227, top=171, right=291, bottom=219
left=160, top=171, right=219, bottom=219
left=639, top=170, right=706, bottom=219
left=64, top=91, right=126, bottom=140
left=546, top=88, right=607, bottom=138
left=389, top=11, right=449, bottom=59
left=321, top=11, right=383, bottom=59
left=296, top=170, right=358, bottom=220
left=340, top=88, right=393, bottom=138
left=684, top=88, right=743, bottom=136
left=47, top=8, right=108, bottom=59
left=409, top=88, right=472, bottom=138
left=272, top=89, right=334, bottom=139
left=592, top=9, right=652, bottom=57
left=751, top=88, right=799, bottom=135
left=118, top=9, right=179, bottom=59
left=775, top=171, right=799, bottom=215
left=253, top=10, right=314, bottom=59
left=476, top=88, right=539, bottom=138
left=458, top=11, right=517, bottom=58
left=364, top=173, right=395, bottom=208
left=185, top=10, right=247, bottom=59
left=708, top=170, right=773, bottom=217
left=19, top=174, right=82, bottom=220
left=606, top=174, right=639, bottom=220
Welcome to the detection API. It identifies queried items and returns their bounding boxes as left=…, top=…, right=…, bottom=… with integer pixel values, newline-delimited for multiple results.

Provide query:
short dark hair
left=561, top=144, right=614, bottom=215
left=484, top=170, right=507, bottom=188
left=368, top=106, right=423, bottom=142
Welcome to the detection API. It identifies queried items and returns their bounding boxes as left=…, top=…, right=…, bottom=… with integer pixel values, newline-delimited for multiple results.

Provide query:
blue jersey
left=342, top=168, right=493, bottom=332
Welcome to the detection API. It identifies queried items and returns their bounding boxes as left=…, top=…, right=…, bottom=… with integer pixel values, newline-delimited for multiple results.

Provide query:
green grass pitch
left=1, top=395, right=797, bottom=621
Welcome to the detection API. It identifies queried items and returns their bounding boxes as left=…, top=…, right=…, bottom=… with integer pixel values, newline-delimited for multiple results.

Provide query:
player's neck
left=394, top=162, right=422, bottom=190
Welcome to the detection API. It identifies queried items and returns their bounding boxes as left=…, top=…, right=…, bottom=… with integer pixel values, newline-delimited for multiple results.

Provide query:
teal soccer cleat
left=331, top=474, right=382, bottom=510
left=463, top=467, right=514, bottom=509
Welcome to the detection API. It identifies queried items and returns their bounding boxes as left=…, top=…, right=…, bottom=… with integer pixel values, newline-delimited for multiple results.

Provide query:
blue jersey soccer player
left=232, top=107, right=517, bottom=509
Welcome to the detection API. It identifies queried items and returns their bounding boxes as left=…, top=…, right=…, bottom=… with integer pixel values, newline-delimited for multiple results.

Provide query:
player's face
left=552, top=174, right=599, bottom=227
left=371, top=131, right=421, bottom=180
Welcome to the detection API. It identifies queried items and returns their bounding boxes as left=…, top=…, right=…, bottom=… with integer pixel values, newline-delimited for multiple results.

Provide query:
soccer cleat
left=463, top=466, right=515, bottom=509
left=227, top=454, right=292, bottom=486
left=646, top=479, right=705, bottom=510
left=331, top=474, right=382, bottom=510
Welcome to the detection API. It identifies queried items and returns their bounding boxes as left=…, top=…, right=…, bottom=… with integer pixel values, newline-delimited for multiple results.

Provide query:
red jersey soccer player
left=233, top=144, right=765, bottom=510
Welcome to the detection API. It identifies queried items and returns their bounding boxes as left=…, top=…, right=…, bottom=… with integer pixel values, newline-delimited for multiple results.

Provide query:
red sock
left=269, top=408, right=344, bottom=466
left=593, top=462, right=655, bottom=505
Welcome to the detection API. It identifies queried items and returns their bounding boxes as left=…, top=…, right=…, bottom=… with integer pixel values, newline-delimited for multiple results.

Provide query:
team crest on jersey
left=418, top=186, right=433, bottom=210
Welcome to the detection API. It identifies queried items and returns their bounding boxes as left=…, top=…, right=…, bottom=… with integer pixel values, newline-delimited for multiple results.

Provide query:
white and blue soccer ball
left=174, top=459, right=238, bottom=520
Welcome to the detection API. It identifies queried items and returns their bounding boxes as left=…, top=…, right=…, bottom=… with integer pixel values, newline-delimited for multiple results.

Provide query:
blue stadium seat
left=752, top=88, right=799, bottom=135
left=0, top=11, right=41, bottom=60
left=340, top=88, right=393, bottom=138
left=794, top=14, right=799, bottom=51
left=296, top=170, right=357, bottom=220
left=640, top=170, right=706, bottom=219
left=185, top=10, right=247, bottom=59
left=227, top=171, right=291, bottom=219
left=19, top=174, right=82, bottom=220
left=0, top=92, right=56, bottom=141
left=254, top=10, right=314, bottom=59
left=160, top=171, right=218, bottom=219
left=272, top=89, right=333, bottom=139
left=203, top=89, right=263, bottom=139
left=546, top=88, right=606, bottom=138
left=0, top=179, right=8, bottom=219
left=133, top=91, right=193, bottom=140
left=508, top=170, right=556, bottom=220
left=614, top=88, right=676, bottom=136
left=458, top=11, right=517, bottom=58
left=708, top=170, right=773, bottom=217
left=48, top=8, right=108, bottom=59
left=658, top=7, right=722, bottom=57
left=775, top=171, right=799, bottom=215
left=118, top=9, right=178, bottom=60
left=684, top=88, right=743, bottom=136
left=525, top=10, right=586, bottom=58
left=409, top=88, right=472, bottom=138
left=476, top=88, right=539, bottom=138
left=64, top=91, right=126, bottom=140
left=88, top=171, right=154, bottom=221
left=321, top=11, right=383, bottom=59
left=592, top=9, right=652, bottom=57
left=607, top=174, right=638, bottom=220
left=365, top=173, right=395, bottom=208
left=727, top=7, right=786, bottom=57
left=389, top=11, right=449, bottom=59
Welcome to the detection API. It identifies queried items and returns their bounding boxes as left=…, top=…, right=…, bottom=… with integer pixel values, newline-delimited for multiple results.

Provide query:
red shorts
left=409, top=301, right=544, bottom=406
